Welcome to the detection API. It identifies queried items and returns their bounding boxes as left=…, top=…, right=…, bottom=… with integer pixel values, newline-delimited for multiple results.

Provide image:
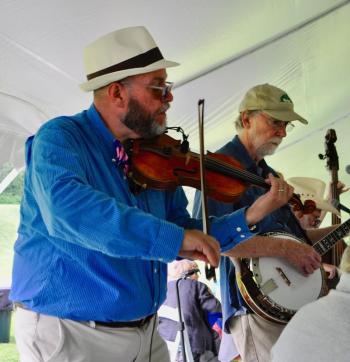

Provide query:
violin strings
left=191, top=153, right=268, bottom=188
left=202, top=154, right=301, bottom=209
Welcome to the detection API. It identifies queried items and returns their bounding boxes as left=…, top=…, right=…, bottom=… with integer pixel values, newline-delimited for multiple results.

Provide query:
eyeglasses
left=261, top=113, right=295, bottom=132
left=120, top=80, right=173, bottom=100
left=147, top=82, right=174, bottom=100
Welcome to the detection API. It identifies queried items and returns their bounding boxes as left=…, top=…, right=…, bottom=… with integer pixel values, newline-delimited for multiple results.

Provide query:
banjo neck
left=313, top=218, right=350, bottom=256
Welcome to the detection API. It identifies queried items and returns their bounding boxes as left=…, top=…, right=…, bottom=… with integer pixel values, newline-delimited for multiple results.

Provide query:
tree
left=0, top=164, right=24, bottom=204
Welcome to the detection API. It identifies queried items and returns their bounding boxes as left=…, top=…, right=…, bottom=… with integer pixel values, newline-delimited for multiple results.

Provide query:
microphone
left=180, top=138, right=189, bottom=154
left=331, top=199, right=350, bottom=215
left=346, top=165, right=350, bottom=174
left=181, top=268, right=200, bottom=279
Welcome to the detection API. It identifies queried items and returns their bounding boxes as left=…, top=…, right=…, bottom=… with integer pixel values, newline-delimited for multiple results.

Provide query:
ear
left=107, top=82, right=127, bottom=107
left=241, top=111, right=251, bottom=128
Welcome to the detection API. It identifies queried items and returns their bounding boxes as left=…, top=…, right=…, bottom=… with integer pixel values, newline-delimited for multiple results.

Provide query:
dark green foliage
left=0, top=164, right=24, bottom=204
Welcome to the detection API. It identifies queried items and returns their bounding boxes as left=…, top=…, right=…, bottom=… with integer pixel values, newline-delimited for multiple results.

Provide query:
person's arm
left=30, top=125, right=187, bottom=261
left=223, top=235, right=321, bottom=276
left=188, top=174, right=294, bottom=254
left=196, top=281, right=222, bottom=314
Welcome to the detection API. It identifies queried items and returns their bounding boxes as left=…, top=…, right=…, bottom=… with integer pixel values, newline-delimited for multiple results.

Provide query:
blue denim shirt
left=193, top=135, right=307, bottom=332
left=10, top=106, right=256, bottom=322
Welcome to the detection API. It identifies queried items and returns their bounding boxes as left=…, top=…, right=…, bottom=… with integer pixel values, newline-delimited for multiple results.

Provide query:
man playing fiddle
left=193, top=84, right=334, bottom=362
left=10, top=28, right=302, bottom=362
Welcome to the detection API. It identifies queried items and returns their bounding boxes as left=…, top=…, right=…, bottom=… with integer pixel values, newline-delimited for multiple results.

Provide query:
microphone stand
left=175, top=269, right=199, bottom=362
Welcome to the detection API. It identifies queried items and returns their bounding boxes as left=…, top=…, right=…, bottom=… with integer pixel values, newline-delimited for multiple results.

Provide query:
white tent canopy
left=1, top=0, right=350, bottom=214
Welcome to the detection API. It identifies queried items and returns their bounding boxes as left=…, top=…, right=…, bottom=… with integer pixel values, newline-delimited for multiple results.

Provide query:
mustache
left=157, top=103, right=170, bottom=114
left=269, top=137, right=282, bottom=145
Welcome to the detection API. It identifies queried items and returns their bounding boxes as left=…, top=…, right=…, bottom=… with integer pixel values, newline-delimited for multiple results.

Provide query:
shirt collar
left=230, top=135, right=257, bottom=170
left=230, top=135, right=274, bottom=178
left=87, top=104, right=115, bottom=147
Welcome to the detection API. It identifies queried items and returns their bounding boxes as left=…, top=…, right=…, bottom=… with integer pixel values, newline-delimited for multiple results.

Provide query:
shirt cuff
left=150, top=219, right=184, bottom=262
left=211, top=207, right=259, bottom=253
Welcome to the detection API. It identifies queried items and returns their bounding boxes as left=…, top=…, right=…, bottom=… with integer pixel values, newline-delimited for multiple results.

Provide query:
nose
left=276, top=126, right=287, bottom=138
left=163, top=90, right=173, bottom=103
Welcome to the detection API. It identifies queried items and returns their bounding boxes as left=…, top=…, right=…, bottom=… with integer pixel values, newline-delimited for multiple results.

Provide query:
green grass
left=0, top=204, right=20, bottom=361
left=0, top=204, right=19, bottom=287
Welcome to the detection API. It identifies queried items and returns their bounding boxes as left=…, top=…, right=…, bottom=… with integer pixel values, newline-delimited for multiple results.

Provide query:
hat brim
left=80, top=59, right=179, bottom=92
left=313, top=198, right=340, bottom=216
left=264, top=110, right=308, bottom=124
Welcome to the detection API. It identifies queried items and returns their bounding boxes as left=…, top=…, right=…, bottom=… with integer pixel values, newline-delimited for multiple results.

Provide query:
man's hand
left=322, top=262, right=338, bottom=279
left=281, top=240, right=321, bottom=276
left=245, top=174, right=294, bottom=225
left=179, top=230, right=220, bottom=267
left=330, top=181, right=349, bottom=197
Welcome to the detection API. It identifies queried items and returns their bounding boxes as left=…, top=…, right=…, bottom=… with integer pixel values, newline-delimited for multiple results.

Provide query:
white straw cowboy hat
left=287, top=177, right=340, bottom=215
left=80, top=26, right=179, bottom=92
left=239, top=84, right=308, bottom=124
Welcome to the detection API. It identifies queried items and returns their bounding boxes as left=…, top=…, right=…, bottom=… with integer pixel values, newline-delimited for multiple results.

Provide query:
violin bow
left=198, top=99, right=217, bottom=282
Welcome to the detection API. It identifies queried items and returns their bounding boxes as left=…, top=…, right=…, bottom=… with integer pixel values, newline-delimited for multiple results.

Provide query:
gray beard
left=255, top=137, right=282, bottom=159
left=256, top=144, right=278, bottom=159
left=122, top=97, right=167, bottom=138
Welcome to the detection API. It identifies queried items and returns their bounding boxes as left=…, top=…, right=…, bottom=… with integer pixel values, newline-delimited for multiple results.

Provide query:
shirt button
left=154, top=268, right=158, bottom=273
left=240, top=234, right=245, bottom=238
left=159, top=258, right=164, bottom=262
left=236, top=227, right=242, bottom=232
left=154, top=302, right=157, bottom=307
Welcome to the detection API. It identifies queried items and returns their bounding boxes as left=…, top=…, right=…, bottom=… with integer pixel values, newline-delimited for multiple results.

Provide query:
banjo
left=234, top=218, right=350, bottom=324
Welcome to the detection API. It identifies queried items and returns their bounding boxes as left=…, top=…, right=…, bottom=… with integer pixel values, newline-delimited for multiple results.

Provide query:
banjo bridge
left=276, top=267, right=292, bottom=286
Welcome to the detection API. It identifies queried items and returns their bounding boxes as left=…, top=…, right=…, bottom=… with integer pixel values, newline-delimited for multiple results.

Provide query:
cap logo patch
left=280, top=94, right=292, bottom=103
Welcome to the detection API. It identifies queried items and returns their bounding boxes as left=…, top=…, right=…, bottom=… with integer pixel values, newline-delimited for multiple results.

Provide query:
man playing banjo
left=193, top=84, right=344, bottom=362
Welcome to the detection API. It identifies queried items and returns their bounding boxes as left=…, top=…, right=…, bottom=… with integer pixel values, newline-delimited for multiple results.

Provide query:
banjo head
left=239, top=232, right=327, bottom=323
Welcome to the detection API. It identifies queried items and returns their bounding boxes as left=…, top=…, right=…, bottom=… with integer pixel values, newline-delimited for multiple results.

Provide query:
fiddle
left=124, top=132, right=315, bottom=214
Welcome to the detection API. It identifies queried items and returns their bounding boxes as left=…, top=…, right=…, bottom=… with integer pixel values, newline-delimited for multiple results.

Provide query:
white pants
left=228, top=314, right=284, bottom=362
left=15, top=307, right=170, bottom=362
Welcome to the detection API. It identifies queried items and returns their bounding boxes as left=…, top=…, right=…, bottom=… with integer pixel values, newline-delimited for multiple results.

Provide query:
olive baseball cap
left=239, top=83, right=308, bottom=124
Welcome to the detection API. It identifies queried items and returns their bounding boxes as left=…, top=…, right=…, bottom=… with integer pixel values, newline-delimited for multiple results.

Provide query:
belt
left=94, top=314, right=155, bottom=328
left=14, top=302, right=28, bottom=310
left=14, top=302, right=154, bottom=328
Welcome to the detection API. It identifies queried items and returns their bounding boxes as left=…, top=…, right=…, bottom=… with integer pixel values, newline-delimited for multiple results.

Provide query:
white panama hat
left=80, top=26, right=179, bottom=92
left=287, top=177, right=340, bottom=216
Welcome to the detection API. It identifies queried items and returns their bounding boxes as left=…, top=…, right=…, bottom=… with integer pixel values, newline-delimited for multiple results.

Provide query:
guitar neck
left=313, top=219, right=350, bottom=255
